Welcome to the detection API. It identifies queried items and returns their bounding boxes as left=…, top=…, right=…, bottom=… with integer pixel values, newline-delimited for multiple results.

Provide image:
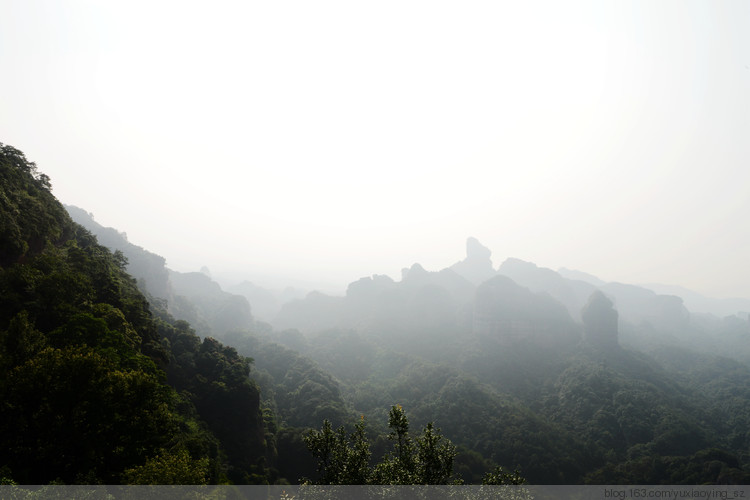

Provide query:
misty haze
left=1, top=0, right=750, bottom=490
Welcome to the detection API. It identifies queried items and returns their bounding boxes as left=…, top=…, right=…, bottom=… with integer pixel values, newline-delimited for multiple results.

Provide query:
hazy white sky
left=2, top=1, right=749, bottom=298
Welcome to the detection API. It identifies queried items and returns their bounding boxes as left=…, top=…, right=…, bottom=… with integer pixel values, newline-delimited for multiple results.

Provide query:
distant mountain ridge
left=276, top=236, right=746, bottom=337
left=66, top=205, right=259, bottom=337
left=559, top=265, right=750, bottom=319
left=642, top=282, right=750, bottom=318
left=66, top=210, right=749, bottom=327
left=61, top=212, right=750, bottom=363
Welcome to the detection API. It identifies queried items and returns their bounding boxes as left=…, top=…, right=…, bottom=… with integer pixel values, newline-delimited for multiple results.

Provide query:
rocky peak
left=450, top=237, right=496, bottom=285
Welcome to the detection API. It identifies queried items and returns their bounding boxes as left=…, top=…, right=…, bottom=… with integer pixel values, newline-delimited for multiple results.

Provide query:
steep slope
left=168, top=269, right=254, bottom=336
left=0, top=144, right=268, bottom=484
left=66, top=206, right=257, bottom=339
left=65, top=205, right=172, bottom=299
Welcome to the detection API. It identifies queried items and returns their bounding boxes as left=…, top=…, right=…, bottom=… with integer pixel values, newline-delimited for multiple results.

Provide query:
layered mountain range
left=3, top=142, right=750, bottom=485
left=64, top=200, right=750, bottom=484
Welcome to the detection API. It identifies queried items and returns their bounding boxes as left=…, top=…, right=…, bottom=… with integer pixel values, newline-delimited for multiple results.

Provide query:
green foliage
left=305, top=405, right=463, bottom=485
left=65, top=205, right=173, bottom=301
left=353, top=361, right=595, bottom=483
left=8, top=142, right=750, bottom=487
left=0, top=238, right=185, bottom=484
left=587, top=448, right=750, bottom=484
left=275, top=427, right=318, bottom=484
left=482, top=466, right=526, bottom=485
left=158, top=321, right=270, bottom=484
left=224, top=331, right=351, bottom=430
left=0, top=310, right=46, bottom=369
left=0, top=345, right=179, bottom=483
left=0, top=145, right=265, bottom=485
left=415, top=421, right=458, bottom=485
left=121, top=448, right=210, bottom=485
left=303, top=418, right=371, bottom=485
left=0, top=143, right=72, bottom=267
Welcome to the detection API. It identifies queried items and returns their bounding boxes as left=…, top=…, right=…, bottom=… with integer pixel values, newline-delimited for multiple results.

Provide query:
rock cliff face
left=473, top=275, right=578, bottom=347
left=497, top=258, right=598, bottom=321
left=582, top=291, right=619, bottom=350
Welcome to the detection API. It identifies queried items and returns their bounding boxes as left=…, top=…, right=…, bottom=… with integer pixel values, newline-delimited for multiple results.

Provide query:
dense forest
left=2, top=143, right=750, bottom=485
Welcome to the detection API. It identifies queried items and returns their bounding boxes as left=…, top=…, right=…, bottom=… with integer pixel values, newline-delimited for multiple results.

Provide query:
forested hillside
left=0, top=144, right=271, bottom=484
left=4, top=142, right=750, bottom=485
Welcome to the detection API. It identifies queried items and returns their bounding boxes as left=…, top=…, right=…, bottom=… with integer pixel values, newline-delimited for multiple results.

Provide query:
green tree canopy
left=304, top=405, right=490, bottom=485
